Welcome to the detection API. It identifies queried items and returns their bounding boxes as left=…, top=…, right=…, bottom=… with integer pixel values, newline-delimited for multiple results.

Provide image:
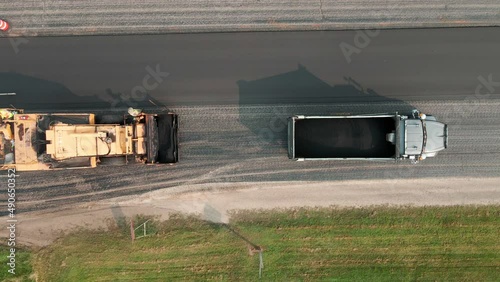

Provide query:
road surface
left=1, top=27, right=499, bottom=108
left=0, top=27, right=499, bottom=215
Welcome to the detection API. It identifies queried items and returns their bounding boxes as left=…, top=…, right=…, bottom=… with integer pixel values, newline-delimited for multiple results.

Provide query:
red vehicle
left=0, top=19, right=9, bottom=31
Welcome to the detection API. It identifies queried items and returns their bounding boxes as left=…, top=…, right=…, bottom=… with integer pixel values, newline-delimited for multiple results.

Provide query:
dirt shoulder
left=2, top=177, right=499, bottom=247
left=2, top=1, right=499, bottom=37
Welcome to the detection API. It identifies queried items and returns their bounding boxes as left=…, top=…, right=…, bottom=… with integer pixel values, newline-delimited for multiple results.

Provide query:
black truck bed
left=294, top=117, right=396, bottom=159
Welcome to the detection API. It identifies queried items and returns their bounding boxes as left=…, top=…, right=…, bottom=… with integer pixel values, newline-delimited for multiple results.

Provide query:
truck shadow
left=0, top=72, right=166, bottom=111
left=237, top=65, right=416, bottom=147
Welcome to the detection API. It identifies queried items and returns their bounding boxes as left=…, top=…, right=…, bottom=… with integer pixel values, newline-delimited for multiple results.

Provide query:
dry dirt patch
left=2, top=177, right=499, bottom=247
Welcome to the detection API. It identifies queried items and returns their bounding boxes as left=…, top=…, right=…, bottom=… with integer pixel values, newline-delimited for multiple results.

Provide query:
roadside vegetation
left=0, top=247, right=33, bottom=281
left=28, top=205, right=500, bottom=281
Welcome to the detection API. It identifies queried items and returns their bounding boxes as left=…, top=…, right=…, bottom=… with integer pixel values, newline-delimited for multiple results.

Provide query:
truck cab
left=398, top=115, right=448, bottom=161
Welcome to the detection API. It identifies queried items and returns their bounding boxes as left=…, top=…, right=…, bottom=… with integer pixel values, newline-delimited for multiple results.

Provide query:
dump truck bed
left=289, top=115, right=397, bottom=160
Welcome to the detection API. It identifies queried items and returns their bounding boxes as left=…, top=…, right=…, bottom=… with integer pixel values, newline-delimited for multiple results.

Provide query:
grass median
left=33, top=205, right=499, bottom=281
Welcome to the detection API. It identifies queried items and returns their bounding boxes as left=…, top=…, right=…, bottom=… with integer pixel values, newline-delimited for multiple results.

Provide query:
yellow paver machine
left=0, top=109, right=178, bottom=171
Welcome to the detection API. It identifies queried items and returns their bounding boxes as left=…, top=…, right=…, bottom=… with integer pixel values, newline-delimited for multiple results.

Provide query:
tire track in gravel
left=5, top=101, right=500, bottom=215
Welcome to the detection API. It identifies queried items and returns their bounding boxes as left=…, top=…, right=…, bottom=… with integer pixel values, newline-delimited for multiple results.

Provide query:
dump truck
left=288, top=110, right=447, bottom=163
left=0, top=108, right=178, bottom=171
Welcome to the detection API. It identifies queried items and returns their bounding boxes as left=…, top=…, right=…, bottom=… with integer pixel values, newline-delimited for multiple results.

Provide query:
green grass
left=0, top=246, right=34, bottom=281
left=33, top=206, right=499, bottom=281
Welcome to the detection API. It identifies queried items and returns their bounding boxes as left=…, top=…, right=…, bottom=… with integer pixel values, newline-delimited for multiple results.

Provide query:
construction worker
left=0, top=109, right=14, bottom=120
left=0, top=109, right=14, bottom=141
left=0, top=122, right=13, bottom=140
left=128, top=107, right=142, bottom=117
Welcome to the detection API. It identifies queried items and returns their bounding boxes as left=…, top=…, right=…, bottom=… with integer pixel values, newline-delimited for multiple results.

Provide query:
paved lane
left=0, top=27, right=499, bottom=109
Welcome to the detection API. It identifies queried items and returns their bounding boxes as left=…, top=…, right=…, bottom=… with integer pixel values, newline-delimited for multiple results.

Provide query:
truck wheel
left=99, top=156, right=128, bottom=166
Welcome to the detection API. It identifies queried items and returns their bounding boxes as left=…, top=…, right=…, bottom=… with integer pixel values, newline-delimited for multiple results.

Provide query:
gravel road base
left=1, top=0, right=499, bottom=37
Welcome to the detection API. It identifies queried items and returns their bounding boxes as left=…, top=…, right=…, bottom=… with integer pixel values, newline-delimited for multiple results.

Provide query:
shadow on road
left=237, top=65, right=415, bottom=146
left=238, top=64, right=395, bottom=104
left=0, top=72, right=166, bottom=111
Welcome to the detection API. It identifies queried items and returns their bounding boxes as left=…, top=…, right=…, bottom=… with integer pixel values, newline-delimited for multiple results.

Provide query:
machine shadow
left=237, top=65, right=416, bottom=147
left=0, top=72, right=166, bottom=112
